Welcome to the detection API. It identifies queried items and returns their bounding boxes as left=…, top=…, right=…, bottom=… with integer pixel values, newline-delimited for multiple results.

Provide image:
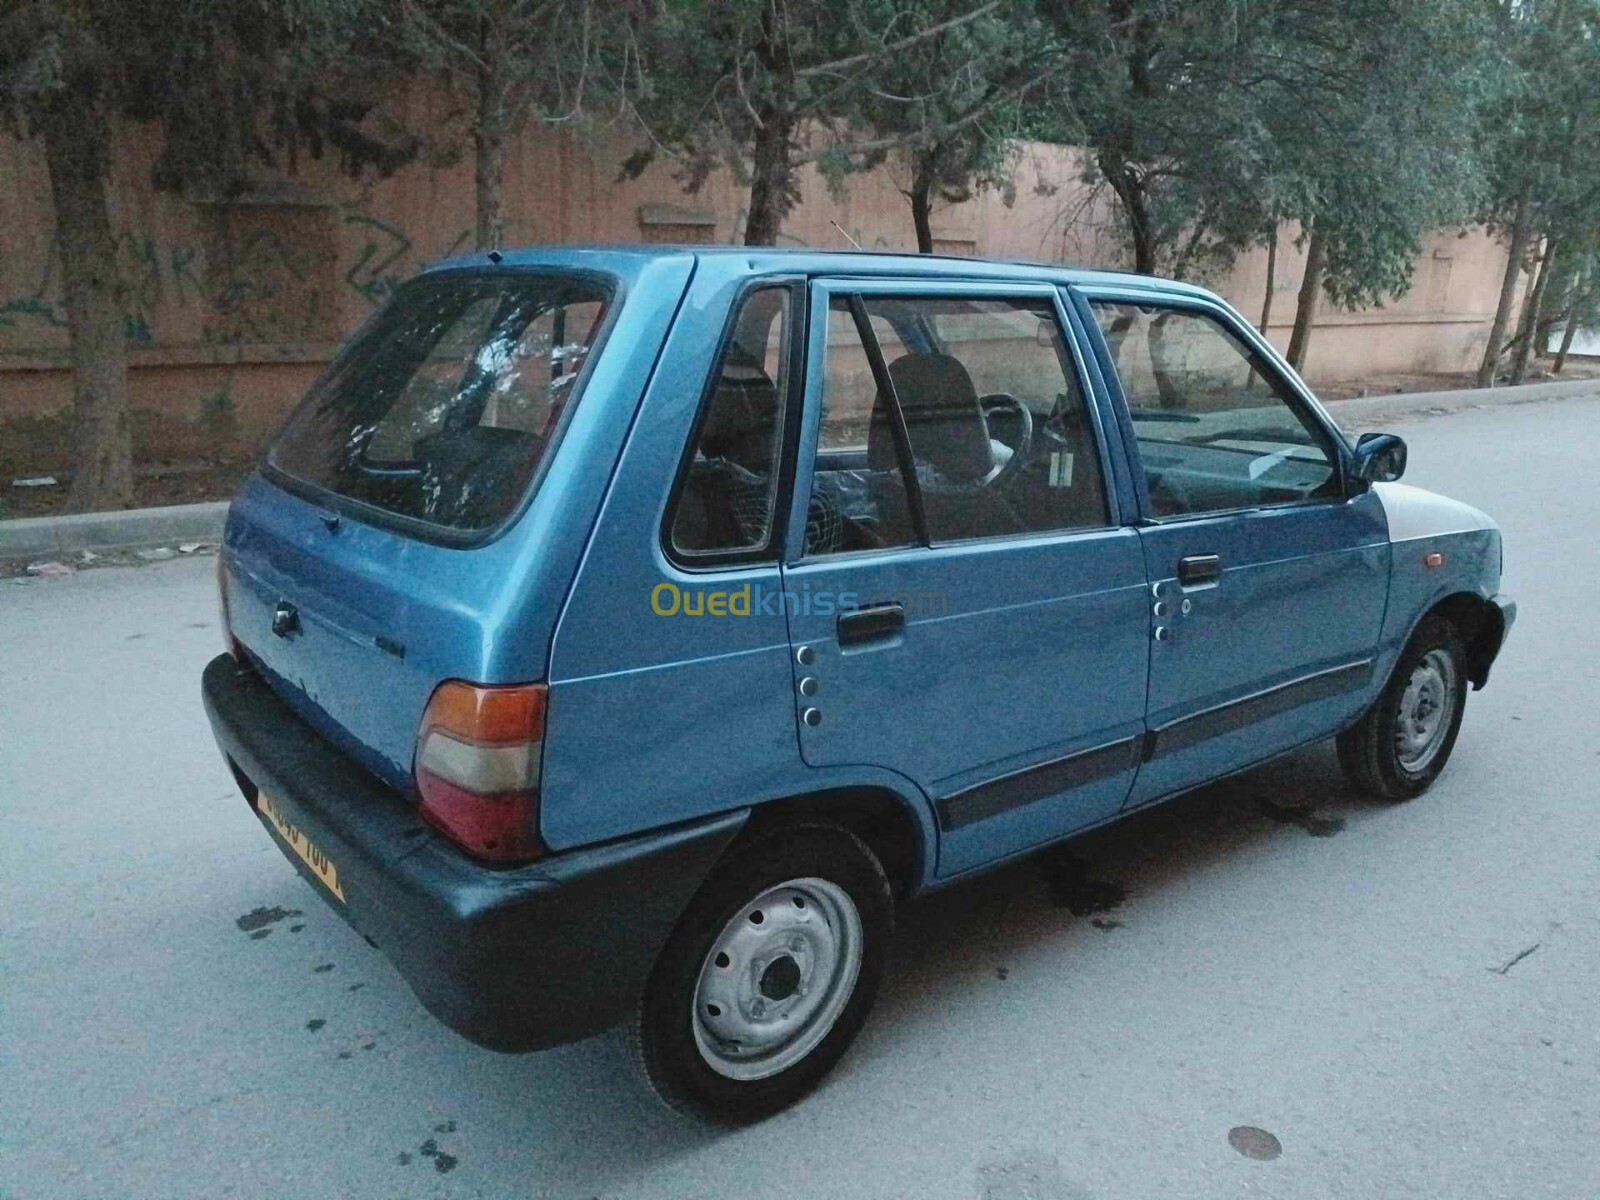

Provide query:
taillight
left=217, top=556, right=243, bottom=661
left=415, top=680, right=548, bottom=861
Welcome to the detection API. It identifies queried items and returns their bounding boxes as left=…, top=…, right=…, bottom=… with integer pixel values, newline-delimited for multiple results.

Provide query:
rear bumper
left=201, top=654, right=746, bottom=1052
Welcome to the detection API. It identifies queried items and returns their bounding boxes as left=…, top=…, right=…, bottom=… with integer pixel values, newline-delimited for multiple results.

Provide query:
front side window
left=269, top=271, right=611, bottom=534
left=1090, top=302, right=1341, bottom=518
left=668, top=287, right=792, bottom=558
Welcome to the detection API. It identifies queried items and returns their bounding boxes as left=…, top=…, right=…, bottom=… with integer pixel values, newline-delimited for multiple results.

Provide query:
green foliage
left=1036, top=0, right=1493, bottom=302
left=849, top=0, right=1061, bottom=246
left=627, top=0, right=1024, bottom=243
left=1478, top=0, right=1600, bottom=247
left=0, top=0, right=415, bottom=195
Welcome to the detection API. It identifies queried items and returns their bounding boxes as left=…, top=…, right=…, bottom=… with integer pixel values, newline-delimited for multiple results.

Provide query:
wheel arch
left=738, top=785, right=933, bottom=899
left=1413, top=591, right=1506, bottom=690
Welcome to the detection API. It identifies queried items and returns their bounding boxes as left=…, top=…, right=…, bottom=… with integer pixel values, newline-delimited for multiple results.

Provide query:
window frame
left=1073, top=286, right=1356, bottom=525
left=660, top=276, right=807, bottom=570
left=788, top=278, right=1124, bottom=562
left=261, top=264, right=623, bottom=550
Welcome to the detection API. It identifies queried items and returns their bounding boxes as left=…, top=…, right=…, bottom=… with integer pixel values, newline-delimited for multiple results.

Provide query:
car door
left=1072, top=288, right=1390, bottom=808
left=780, top=279, right=1150, bottom=878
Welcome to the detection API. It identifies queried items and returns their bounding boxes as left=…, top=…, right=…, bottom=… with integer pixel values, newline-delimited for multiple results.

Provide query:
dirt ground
left=0, top=409, right=259, bottom=520
left=4, top=358, right=1598, bottom=520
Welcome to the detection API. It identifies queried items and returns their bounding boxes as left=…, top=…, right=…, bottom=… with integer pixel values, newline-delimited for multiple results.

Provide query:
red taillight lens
left=415, top=680, right=547, bottom=861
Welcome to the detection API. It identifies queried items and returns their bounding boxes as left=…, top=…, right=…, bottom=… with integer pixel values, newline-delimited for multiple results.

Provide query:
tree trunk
left=41, top=91, right=132, bottom=513
left=473, top=121, right=508, bottom=251
left=1553, top=287, right=1583, bottom=374
left=1286, top=228, right=1325, bottom=374
left=1098, top=149, right=1156, bottom=274
left=909, top=152, right=936, bottom=254
left=1509, top=238, right=1559, bottom=385
left=1477, top=194, right=1533, bottom=388
left=744, top=109, right=795, bottom=247
left=1258, top=227, right=1278, bottom=335
left=473, top=44, right=510, bottom=251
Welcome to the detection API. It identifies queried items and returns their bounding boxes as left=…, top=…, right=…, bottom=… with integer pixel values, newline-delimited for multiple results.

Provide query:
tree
left=0, top=1, right=408, bottom=511
left=849, top=0, right=1065, bottom=253
left=627, top=0, right=1007, bottom=247
left=1038, top=0, right=1488, bottom=377
left=1277, top=0, right=1490, bottom=371
left=1547, top=241, right=1600, bottom=373
left=1036, top=0, right=1288, bottom=279
left=1475, top=0, right=1600, bottom=386
left=390, top=0, right=629, bottom=250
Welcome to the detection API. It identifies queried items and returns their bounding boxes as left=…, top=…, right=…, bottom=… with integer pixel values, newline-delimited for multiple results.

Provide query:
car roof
left=423, top=243, right=1215, bottom=301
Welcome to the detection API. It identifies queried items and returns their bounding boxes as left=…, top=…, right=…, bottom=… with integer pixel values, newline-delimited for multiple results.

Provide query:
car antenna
left=830, top=221, right=862, bottom=250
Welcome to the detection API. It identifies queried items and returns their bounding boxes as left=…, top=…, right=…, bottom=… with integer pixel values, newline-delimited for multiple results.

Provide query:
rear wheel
left=1338, top=615, right=1468, bottom=800
left=628, top=824, right=892, bottom=1122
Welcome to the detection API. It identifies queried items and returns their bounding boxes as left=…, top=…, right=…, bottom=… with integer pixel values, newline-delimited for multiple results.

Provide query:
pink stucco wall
left=0, top=99, right=1517, bottom=445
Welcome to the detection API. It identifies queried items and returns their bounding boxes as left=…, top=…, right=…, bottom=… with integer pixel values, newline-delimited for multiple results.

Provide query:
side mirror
left=1352, top=432, right=1407, bottom=483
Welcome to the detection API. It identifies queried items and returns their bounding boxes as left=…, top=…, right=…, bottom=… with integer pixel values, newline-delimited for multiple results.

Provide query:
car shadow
left=863, top=738, right=1373, bottom=1042
left=439, top=737, right=1380, bottom=1175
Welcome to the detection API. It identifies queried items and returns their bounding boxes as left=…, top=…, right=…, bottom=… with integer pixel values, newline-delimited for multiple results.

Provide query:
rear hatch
left=219, top=266, right=621, bottom=792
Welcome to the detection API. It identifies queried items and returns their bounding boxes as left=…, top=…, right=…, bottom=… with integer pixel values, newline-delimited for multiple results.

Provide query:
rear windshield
left=268, top=271, right=613, bottom=534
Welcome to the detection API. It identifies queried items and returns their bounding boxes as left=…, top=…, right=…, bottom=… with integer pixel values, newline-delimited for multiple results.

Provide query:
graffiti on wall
left=0, top=230, right=208, bottom=348
left=343, top=216, right=471, bottom=307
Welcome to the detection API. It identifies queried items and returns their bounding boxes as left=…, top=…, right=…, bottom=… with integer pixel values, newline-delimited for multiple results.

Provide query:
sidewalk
left=1321, top=374, right=1599, bottom=430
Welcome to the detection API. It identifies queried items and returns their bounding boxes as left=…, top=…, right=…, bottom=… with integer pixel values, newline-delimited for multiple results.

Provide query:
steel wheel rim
left=691, top=877, right=863, bottom=1081
left=1395, top=648, right=1457, bottom=773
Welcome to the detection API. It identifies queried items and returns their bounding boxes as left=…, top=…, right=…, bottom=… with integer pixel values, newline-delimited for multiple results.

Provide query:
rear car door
left=1073, top=288, right=1390, bottom=807
left=781, top=279, right=1150, bottom=878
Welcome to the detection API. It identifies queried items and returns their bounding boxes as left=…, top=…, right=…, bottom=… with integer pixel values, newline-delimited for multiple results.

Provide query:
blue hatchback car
left=203, top=247, right=1514, bottom=1120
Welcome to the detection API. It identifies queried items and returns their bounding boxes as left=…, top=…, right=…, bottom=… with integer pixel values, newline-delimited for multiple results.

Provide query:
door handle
left=1176, top=554, right=1222, bottom=586
left=837, top=601, right=906, bottom=648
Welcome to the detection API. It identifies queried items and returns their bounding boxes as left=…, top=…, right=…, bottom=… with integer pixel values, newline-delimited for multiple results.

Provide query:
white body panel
left=1373, top=482, right=1496, bottom=543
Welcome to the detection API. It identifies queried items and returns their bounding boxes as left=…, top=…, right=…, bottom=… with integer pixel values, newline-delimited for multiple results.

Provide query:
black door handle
left=1176, top=554, right=1222, bottom=586
left=837, top=601, right=906, bottom=647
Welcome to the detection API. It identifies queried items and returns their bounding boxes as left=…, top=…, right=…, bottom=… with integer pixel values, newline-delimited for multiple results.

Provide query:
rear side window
left=668, top=286, right=793, bottom=559
left=268, top=272, right=612, bottom=535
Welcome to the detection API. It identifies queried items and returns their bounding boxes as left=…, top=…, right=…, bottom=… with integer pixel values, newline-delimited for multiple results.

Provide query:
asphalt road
left=3, top=396, right=1597, bottom=1200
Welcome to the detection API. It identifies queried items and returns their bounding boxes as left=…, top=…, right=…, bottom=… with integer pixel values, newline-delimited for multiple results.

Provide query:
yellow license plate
left=259, top=792, right=346, bottom=903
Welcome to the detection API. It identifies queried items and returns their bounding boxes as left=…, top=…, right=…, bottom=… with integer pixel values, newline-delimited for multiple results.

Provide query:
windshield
left=268, top=271, right=613, bottom=535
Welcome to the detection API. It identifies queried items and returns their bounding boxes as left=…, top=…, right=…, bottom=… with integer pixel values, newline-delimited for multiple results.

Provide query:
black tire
left=627, top=823, right=893, bottom=1123
left=1337, top=614, right=1469, bottom=800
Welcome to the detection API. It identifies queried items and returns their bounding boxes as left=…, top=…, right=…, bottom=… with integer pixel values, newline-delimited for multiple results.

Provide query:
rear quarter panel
left=539, top=258, right=807, bottom=851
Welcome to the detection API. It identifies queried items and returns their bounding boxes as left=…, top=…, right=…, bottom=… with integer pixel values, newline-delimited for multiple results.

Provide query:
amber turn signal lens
left=420, top=680, right=546, bottom=745
left=415, top=680, right=548, bottom=862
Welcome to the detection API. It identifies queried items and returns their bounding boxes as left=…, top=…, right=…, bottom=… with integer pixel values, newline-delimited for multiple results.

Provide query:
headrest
left=699, top=356, right=778, bottom=472
left=868, top=352, right=990, bottom=484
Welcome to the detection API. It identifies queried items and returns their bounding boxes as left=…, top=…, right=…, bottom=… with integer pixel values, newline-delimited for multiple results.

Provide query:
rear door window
left=268, top=272, right=612, bottom=535
left=802, top=293, right=1110, bottom=553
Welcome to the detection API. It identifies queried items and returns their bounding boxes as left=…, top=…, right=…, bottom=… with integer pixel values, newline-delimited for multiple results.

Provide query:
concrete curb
left=1324, top=376, right=1600, bottom=430
left=1, top=377, right=1594, bottom=559
left=0, top=500, right=229, bottom=560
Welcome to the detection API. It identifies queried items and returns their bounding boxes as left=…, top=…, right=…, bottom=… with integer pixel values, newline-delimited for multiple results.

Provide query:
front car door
left=1071, top=287, right=1390, bottom=808
left=781, top=279, right=1150, bottom=878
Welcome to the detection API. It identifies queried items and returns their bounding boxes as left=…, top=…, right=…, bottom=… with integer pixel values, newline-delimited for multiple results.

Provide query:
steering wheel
left=976, top=393, right=1034, bottom=488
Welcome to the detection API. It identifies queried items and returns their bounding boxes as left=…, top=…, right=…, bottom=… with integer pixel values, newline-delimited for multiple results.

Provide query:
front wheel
left=628, top=824, right=893, bottom=1122
left=1338, top=615, right=1468, bottom=800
